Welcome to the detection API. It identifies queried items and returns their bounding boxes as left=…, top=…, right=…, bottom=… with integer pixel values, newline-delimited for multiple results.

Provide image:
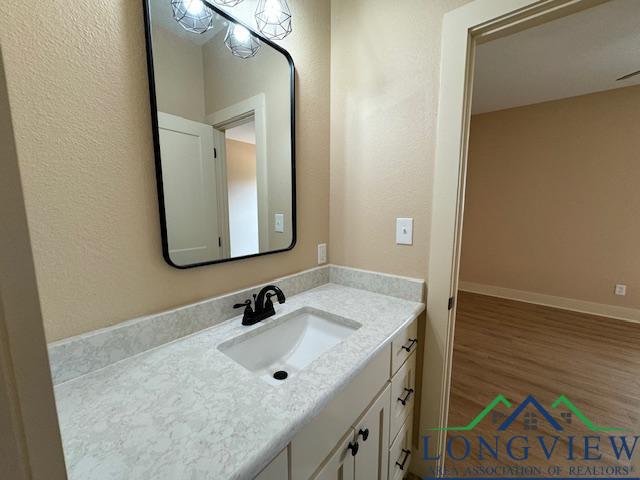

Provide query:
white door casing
left=207, top=93, right=269, bottom=253
left=420, top=0, right=606, bottom=476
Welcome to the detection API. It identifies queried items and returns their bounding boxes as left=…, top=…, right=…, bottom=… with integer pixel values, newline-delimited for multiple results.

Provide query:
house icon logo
left=423, top=394, right=636, bottom=472
left=436, top=394, right=624, bottom=432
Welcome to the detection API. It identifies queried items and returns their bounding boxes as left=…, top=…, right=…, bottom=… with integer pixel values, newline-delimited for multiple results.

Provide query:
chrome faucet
left=233, top=285, right=286, bottom=326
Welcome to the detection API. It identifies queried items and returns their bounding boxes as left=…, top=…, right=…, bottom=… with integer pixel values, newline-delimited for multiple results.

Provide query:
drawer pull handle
left=396, top=448, right=411, bottom=470
left=401, top=338, right=417, bottom=353
left=358, top=428, right=369, bottom=442
left=397, top=388, right=414, bottom=406
left=347, top=441, right=359, bottom=456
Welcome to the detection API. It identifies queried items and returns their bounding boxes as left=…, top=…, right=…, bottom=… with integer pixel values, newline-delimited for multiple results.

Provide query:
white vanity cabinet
left=314, top=384, right=392, bottom=480
left=255, top=318, right=418, bottom=480
left=312, top=378, right=392, bottom=480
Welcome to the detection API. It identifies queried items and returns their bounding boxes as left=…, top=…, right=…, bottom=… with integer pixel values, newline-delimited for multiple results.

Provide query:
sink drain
left=273, top=370, right=288, bottom=381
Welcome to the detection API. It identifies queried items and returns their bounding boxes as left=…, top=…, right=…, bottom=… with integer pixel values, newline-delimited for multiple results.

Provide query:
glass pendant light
left=171, top=0, right=214, bottom=34
left=212, top=0, right=244, bottom=6
left=224, top=23, right=261, bottom=59
left=255, top=0, right=292, bottom=40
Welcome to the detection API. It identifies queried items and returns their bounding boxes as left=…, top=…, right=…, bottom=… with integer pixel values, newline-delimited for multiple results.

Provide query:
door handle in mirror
left=397, top=388, right=414, bottom=406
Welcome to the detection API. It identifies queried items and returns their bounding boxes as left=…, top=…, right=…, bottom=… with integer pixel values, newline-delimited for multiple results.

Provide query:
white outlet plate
left=396, top=218, right=413, bottom=245
left=274, top=214, right=284, bottom=233
left=615, top=284, right=627, bottom=296
left=317, top=243, right=327, bottom=265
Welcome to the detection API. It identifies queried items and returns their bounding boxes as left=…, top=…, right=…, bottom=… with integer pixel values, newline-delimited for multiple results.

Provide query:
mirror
left=143, top=0, right=295, bottom=268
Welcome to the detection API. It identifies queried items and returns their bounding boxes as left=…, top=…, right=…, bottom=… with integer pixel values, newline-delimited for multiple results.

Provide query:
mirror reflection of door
left=223, top=118, right=260, bottom=257
left=158, top=112, right=223, bottom=265
left=147, top=0, right=294, bottom=268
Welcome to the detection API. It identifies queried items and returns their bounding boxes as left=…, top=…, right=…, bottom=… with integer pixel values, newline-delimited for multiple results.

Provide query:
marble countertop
left=54, top=283, right=424, bottom=480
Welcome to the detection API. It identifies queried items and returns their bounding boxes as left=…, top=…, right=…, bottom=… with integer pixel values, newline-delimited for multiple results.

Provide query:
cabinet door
left=314, top=430, right=356, bottom=480
left=354, top=385, right=391, bottom=480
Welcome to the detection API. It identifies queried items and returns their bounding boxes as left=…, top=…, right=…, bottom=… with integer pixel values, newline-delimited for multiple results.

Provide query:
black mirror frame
left=141, top=0, right=297, bottom=269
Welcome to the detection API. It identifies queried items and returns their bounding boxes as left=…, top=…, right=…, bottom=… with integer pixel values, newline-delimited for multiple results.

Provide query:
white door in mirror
left=396, top=218, right=413, bottom=245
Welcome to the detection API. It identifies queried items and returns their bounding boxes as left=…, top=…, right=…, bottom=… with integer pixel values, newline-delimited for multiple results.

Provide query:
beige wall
left=460, top=85, right=640, bottom=309
left=151, top=26, right=206, bottom=123
left=0, top=0, right=330, bottom=341
left=330, top=0, right=473, bottom=280
left=0, top=0, right=473, bottom=341
left=226, top=139, right=259, bottom=257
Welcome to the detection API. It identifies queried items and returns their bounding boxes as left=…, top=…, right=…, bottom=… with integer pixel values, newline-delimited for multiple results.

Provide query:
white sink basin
left=219, top=307, right=361, bottom=385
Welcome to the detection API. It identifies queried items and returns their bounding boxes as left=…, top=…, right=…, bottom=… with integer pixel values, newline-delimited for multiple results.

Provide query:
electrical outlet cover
left=317, top=243, right=327, bottom=264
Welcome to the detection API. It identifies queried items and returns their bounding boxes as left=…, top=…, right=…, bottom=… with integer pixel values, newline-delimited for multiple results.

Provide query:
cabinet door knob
left=347, top=441, right=359, bottom=456
left=395, top=448, right=411, bottom=470
left=401, top=338, right=418, bottom=352
left=358, top=428, right=369, bottom=442
left=397, top=388, right=414, bottom=406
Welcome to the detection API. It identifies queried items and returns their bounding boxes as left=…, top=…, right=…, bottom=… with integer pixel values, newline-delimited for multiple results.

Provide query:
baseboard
left=458, top=282, right=640, bottom=325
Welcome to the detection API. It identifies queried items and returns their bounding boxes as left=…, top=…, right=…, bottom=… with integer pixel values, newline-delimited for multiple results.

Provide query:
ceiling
left=150, top=0, right=227, bottom=46
left=472, top=0, right=640, bottom=114
left=226, top=120, right=256, bottom=144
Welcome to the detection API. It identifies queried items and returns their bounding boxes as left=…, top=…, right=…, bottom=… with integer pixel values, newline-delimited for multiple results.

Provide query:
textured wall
left=460, top=85, right=640, bottom=309
left=330, top=0, right=473, bottom=280
left=0, top=0, right=330, bottom=341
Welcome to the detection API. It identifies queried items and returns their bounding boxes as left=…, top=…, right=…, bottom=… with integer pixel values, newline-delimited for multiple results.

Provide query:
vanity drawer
left=291, top=343, right=391, bottom=480
left=390, top=350, right=416, bottom=444
left=388, top=415, right=413, bottom=480
left=390, top=319, right=418, bottom=376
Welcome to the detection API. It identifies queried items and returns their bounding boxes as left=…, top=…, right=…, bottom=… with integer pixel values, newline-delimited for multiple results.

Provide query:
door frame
left=208, top=93, right=270, bottom=254
left=419, top=0, right=609, bottom=475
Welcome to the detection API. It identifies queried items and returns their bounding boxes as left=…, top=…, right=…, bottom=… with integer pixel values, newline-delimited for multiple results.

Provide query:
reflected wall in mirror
left=143, top=0, right=295, bottom=268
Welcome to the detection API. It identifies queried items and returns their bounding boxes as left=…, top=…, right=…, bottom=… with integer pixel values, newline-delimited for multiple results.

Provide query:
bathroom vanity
left=254, top=311, right=417, bottom=480
left=50, top=266, right=424, bottom=480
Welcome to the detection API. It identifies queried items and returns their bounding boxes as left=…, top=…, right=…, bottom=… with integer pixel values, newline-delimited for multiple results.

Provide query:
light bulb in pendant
left=255, top=0, right=292, bottom=41
left=171, top=0, right=214, bottom=34
left=224, top=23, right=261, bottom=59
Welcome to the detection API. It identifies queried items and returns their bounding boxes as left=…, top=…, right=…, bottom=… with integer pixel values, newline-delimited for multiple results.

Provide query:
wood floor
left=445, top=292, right=640, bottom=476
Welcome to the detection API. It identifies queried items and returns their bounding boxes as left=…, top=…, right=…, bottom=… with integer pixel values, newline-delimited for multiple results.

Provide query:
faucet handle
left=264, top=292, right=276, bottom=309
left=233, top=299, right=252, bottom=310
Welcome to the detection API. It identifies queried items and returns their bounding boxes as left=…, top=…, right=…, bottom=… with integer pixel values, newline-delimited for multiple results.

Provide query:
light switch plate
left=396, top=218, right=413, bottom=245
left=274, top=214, right=284, bottom=233
left=317, top=243, right=327, bottom=265
left=615, top=284, right=627, bottom=296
